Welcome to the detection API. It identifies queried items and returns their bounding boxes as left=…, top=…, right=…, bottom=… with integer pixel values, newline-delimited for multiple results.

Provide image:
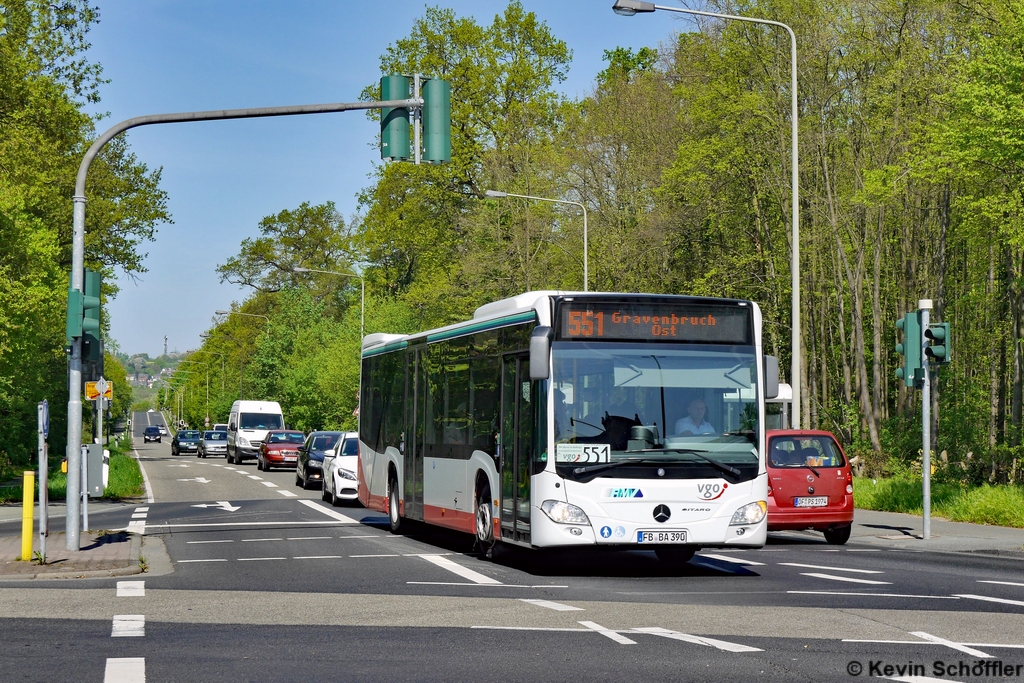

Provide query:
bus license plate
left=637, top=530, right=687, bottom=544
left=793, top=496, right=828, bottom=507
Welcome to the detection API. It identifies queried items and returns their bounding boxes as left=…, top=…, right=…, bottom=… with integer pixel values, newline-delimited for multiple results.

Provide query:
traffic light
left=421, top=78, right=451, bottom=164
left=925, top=322, right=951, bottom=364
left=82, top=267, right=102, bottom=361
left=895, top=311, right=922, bottom=388
left=380, top=75, right=410, bottom=161
left=65, top=267, right=102, bottom=344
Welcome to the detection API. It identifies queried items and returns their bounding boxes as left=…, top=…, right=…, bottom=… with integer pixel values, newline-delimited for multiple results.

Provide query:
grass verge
left=854, top=477, right=1024, bottom=528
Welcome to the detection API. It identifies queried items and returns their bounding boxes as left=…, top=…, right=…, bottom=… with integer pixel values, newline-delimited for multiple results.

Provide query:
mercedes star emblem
left=653, top=504, right=671, bottom=523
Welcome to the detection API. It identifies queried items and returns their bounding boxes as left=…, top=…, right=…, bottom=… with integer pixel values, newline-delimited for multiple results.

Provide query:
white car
left=158, top=425, right=168, bottom=436
left=322, top=432, right=360, bottom=507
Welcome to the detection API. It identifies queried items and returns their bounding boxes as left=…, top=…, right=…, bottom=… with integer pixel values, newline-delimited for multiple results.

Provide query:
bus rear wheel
left=388, top=478, right=402, bottom=533
left=655, top=546, right=697, bottom=565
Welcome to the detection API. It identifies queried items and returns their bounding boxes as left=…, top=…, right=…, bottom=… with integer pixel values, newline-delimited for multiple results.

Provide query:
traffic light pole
left=65, top=96, right=420, bottom=551
left=919, top=299, right=932, bottom=540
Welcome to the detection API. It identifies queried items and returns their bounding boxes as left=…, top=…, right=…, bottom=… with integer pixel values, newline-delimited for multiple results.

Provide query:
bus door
left=500, top=353, right=534, bottom=544
left=404, top=348, right=425, bottom=521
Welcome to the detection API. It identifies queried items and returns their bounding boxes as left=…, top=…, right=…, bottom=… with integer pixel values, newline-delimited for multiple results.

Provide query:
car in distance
left=213, top=423, right=228, bottom=432
left=296, top=431, right=343, bottom=489
left=199, top=430, right=228, bottom=458
left=227, top=400, right=285, bottom=464
left=322, top=431, right=360, bottom=506
left=143, top=426, right=162, bottom=443
left=172, top=429, right=202, bottom=456
left=257, top=430, right=305, bottom=471
left=158, top=425, right=168, bottom=436
left=766, top=430, right=854, bottom=544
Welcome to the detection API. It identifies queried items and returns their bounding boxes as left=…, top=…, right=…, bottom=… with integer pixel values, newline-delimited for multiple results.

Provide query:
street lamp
left=293, top=267, right=365, bottom=339
left=216, top=310, right=270, bottom=324
left=201, top=331, right=246, bottom=400
left=200, top=350, right=225, bottom=394
left=611, top=0, right=803, bottom=428
left=484, top=190, right=589, bottom=292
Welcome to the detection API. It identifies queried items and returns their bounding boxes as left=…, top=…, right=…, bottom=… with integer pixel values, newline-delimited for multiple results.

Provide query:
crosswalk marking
left=111, top=615, right=145, bottom=637
left=104, top=658, right=145, bottom=683
left=116, top=581, right=145, bottom=597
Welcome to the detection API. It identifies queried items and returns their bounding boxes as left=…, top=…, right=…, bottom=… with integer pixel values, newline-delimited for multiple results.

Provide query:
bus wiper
left=570, top=458, right=658, bottom=482
left=664, top=448, right=743, bottom=480
left=570, top=416, right=602, bottom=432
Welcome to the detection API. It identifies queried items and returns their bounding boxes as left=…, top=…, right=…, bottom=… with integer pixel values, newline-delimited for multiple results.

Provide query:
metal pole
left=65, top=96, right=421, bottom=546
left=413, top=73, right=421, bottom=166
left=360, top=278, right=365, bottom=340
left=644, top=4, right=800, bottom=425
left=920, top=299, right=932, bottom=540
left=81, top=445, right=88, bottom=533
left=37, top=403, right=47, bottom=560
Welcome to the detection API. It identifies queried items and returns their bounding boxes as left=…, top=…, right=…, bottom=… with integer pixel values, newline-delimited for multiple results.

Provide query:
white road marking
left=472, top=625, right=589, bottom=632
left=177, top=558, right=227, bottom=563
left=955, top=593, right=1024, bottom=608
left=111, top=615, right=145, bottom=637
left=410, top=582, right=569, bottom=588
left=293, top=555, right=342, bottom=559
left=248, top=475, right=262, bottom=480
left=419, top=554, right=501, bottom=585
left=520, top=599, right=583, bottom=611
left=978, top=580, right=1024, bottom=588
left=800, top=572, right=892, bottom=585
left=578, top=620, right=636, bottom=645
left=241, top=538, right=283, bottom=542
left=780, top=562, right=883, bottom=574
left=130, top=513, right=147, bottom=519
left=845, top=639, right=1024, bottom=649
left=237, top=557, right=286, bottom=561
left=277, top=490, right=298, bottom=497
left=632, top=626, right=762, bottom=652
left=297, top=499, right=359, bottom=523
left=911, top=631, right=991, bottom=658
left=352, top=554, right=400, bottom=558
left=223, top=467, right=236, bottom=470
left=145, top=521, right=350, bottom=528
left=210, top=464, right=223, bottom=467
left=127, top=520, right=146, bottom=535
left=186, top=540, right=233, bottom=544
left=699, top=553, right=765, bottom=566
left=287, top=536, right=332, bottom=540
left=845, top=549, right=881, bottom=552
left=261, top=481, right=278, bottom=488
left=116, top=581, right=145, bottom=597
left=788, top=591, right=959, bottom=599
left=104, top=657, right=145, bottom=683
left=176, top=477, right=211, bottom=483
left=131, top=448, right=155, bottom=504
left=134, top=507, right=149, bottom=513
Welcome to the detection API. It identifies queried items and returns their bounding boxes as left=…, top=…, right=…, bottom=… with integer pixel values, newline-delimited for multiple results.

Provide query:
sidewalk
left=770, top=507, right=1024, bottom=555
left=0, top=530, right=142, bottom=580
left=0, top=500, right=138, bottom=525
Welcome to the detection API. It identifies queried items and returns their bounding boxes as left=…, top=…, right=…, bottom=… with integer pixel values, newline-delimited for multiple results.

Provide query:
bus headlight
left=541, top=500, right=590, bottom=525
left=730, top=501, right=767, bottom=526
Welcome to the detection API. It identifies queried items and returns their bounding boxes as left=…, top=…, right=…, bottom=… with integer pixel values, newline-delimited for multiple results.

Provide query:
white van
left=227, top=400, right=285, bottom=464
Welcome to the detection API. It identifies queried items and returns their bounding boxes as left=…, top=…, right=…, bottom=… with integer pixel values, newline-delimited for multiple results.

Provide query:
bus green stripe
left=361, top=340, right=408, bottom=358
left=361, top=311, right=536, bottom=358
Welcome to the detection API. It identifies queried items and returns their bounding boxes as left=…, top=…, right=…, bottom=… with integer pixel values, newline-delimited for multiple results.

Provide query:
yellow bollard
left=21, top=471, right=34, bottom=561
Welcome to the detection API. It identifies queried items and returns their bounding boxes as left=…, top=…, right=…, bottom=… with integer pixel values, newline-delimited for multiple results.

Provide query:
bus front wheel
left=475, top=485, right=494, bottom=549
left=388, top=479, right=402, bottom=533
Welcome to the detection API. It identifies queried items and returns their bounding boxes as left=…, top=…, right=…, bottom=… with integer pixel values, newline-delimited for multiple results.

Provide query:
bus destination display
left=557, top=300, right=751, bottom=344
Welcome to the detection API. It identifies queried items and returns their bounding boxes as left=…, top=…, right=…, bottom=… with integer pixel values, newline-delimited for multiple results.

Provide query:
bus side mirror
left=229, top=423, right=236, bottom=431
left=764, top=355, right=779, bottom=399
left=530, top=326, right=553, bottom=380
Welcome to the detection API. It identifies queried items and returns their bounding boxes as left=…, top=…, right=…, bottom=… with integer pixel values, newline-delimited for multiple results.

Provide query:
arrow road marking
left=191, top=501, right=240, bottom=512
left=177, top=477, right=211, bottom=483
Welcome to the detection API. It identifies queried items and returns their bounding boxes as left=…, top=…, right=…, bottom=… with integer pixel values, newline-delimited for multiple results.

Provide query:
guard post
left=21, top=471, right=34, bottom=560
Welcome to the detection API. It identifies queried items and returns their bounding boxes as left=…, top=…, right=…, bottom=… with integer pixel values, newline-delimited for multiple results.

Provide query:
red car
left=256, top=430, right=305, bottom=471
left=766, top=430, right=854, bottom=544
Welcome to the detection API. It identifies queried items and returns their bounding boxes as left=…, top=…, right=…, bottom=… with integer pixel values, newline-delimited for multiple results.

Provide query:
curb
left=0, top=532, right=144, bottom=582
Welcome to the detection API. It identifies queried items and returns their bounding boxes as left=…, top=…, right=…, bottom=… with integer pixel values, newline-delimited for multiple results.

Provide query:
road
left=1, top=410, right=1023, bottom=682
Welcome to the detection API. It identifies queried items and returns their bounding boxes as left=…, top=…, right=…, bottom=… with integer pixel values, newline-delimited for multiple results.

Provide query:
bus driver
left=674, top=398, right=716, bottom=436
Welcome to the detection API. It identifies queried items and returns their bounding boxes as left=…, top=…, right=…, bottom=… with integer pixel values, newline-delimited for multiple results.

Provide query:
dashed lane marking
left=237, top=557, right=286, bottom=561
left=578, top=620, right=636, bottom=645
left=277, top=490, right=298, bottom=497
left=111, top=615, right=145, bottom=637
left=520, top=598, right=583, bottom=612
left=261, top=481, right=278, bottom=488
left=241, top=538, right=283, bottom=542
left=699, top=553, right=765, bottom=566
left=186, top=540, right=233, bottom=544
left=779, top=563, right=883, bottom=574
left=788, top=591, right=959, bottom=600
left=353, top=554, right=401, bottom=558
left=293, top=555, right=342, bottom=559
left=633, top=626, right=763, bottom=653
left=224, top=467, right=237, bottom=470
left=800, top=572, right=892, bottom=585
left=248, top=475, right=262, bottom=480
left=955, top=594, right=1024, bottom=608
left=419, top=554, right=501, bottom=585
left=287, top=536, right=332, bottom=540
left=296, top=498, right=359, bottom=523
left=116, top=581, right=145, bottom=597
left=104, top=657, right=145, bottom=683
left=177, top=559, right=228, bottom=563
left=978, top=580, right=1024, bottom=588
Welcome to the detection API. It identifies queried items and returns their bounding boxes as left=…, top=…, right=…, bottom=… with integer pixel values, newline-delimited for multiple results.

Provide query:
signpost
left=37, top=401, right=49, bottom=560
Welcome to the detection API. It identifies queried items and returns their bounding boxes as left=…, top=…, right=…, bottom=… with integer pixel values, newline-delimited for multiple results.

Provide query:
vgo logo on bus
left=696, top=482, right=728, bottom=500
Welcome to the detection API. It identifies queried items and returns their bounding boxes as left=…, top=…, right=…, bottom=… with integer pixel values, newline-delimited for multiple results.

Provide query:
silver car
left=198, top=430, right=228, bottom=458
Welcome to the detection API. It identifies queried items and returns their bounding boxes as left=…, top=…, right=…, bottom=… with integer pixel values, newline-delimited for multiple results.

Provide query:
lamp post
left=216, top=310, right=270, bottom=325
left=200, top=350, right=225, bottom=394
left=293, top=267, right=365, bottom=339
left=611, top=0, right=802, bottom=428
left=484, top=190, right=588, bottom=292
left=202, top=331, right=246, bottom=400
left=177, top=360, right=208, bottom=427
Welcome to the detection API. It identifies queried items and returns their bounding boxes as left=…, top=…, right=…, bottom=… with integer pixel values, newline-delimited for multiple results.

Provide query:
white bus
left=358, top=291, right=778, bottom=563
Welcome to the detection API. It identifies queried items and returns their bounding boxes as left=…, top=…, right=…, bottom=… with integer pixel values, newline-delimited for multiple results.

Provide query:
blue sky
left=87, top=1, right=687, bottom=357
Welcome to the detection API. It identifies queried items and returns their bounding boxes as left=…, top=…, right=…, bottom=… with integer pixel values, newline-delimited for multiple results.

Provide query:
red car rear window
left=769, top=436, right=845, bottom=468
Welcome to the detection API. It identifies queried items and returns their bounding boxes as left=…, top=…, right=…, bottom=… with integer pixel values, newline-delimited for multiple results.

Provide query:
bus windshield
left=551, top=342, right=759, bottom=473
